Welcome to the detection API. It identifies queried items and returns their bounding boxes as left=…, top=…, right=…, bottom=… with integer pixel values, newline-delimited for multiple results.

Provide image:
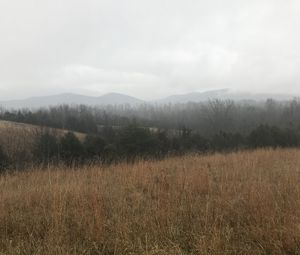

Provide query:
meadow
left=1, top=149, right=300, bottom=254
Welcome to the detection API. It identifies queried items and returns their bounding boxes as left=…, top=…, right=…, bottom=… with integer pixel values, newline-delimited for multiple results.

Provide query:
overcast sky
left=0, top=0, right=300, bottom=100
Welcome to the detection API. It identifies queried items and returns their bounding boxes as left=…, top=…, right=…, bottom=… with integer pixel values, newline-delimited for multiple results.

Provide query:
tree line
left=0, top=122, right=299, bottom=171
left=1, top=98, right=300, bottom=170
left=1, top=98, right=300, bottom=136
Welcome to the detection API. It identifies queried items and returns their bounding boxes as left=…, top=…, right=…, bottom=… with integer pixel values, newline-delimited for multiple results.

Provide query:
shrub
left=60, top=132, right=85, bottom=164
left=0, top=145, right=8, bottom=171
left=34, top=131, right=59, bottom=165
left=118, top=124, right=160, bottom=160
left=83, top=135, right=106, bottom=160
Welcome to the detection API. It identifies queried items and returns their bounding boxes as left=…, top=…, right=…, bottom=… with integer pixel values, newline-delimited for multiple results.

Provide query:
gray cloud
left=0, top=0, right=300, bottom=100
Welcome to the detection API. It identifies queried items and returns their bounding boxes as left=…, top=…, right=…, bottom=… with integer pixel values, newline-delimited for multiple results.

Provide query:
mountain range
left=157, top=89, right=296, bottom=104
left=0, top=93, right=143, bottom=109
left=0, top=89, right=297, bottom=109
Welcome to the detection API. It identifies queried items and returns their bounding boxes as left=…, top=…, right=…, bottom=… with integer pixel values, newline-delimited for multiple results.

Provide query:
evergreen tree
left=60, top=132, right=84, bottom=164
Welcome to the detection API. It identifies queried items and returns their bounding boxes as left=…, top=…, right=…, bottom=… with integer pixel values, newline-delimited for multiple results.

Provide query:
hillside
left=0, top=120, right=86, bottom=141
left=0, top=90, right=297, bottom=109
left=0, top=93, right=143, bottom=109
left=157, top=89, right=295, bottom=104
left=0, top=120, right=86, bottom=164
left=0, top=149, right=300, bottom=254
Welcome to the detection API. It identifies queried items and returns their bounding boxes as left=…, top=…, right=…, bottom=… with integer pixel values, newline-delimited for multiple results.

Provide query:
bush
left=60, top=132, right=85, bottom=164
left=118, top=124, right=160, bottom=160
left=212, top=132, right=245, bottom=151
left=83, top=135, right=106, bottom=160
left=34, top=131, right=59, bottom=165
left=248, top=125, right=300, bottom=148
left=0, top=145, right=8, bottom=171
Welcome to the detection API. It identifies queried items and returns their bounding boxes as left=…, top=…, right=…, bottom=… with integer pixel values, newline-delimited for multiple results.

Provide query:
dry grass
left=0, top=120, right=86, bottom=141
left=1, top=149, right=300, bottom=254
left=0, top=120, right=86, bottom=166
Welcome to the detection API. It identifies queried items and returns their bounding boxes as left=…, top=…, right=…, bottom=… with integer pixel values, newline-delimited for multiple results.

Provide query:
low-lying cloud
left=0, top=0, right=300, bottom=100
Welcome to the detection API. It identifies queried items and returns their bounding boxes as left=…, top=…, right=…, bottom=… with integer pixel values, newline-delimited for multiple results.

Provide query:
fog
left=1, top=0, right=300, bottom=100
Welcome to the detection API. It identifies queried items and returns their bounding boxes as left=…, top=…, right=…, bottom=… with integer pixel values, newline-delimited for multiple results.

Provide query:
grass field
left=0, top=120, right=86, bottom=141
left=0, top=120, right=86, bottom=166
left=1, top=149, right=300, bottom=254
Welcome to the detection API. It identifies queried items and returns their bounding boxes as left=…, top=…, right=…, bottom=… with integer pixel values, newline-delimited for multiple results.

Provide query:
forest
left=0, top=98, right=300, bottom=169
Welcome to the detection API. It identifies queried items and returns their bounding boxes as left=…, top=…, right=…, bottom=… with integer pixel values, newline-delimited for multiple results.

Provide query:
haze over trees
left=1, top=98, right=300, bottom=135
left=0, top=98, right=300, bottom=169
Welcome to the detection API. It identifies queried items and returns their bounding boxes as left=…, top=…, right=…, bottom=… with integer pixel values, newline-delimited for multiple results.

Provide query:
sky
left=0, top=0, right=300, bottom=100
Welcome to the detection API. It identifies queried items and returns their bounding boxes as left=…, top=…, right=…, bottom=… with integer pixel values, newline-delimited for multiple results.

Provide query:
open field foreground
left=1, top=149, right=300, bottom=254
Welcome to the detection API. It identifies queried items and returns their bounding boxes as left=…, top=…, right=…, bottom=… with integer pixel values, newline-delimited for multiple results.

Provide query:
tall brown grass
left=1, top=149, right=300, bottom=254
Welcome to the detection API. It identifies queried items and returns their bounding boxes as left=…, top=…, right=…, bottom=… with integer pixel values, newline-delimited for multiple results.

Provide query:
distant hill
left=0, top=90, right=297, bottom=109
left=0, top=93, right=144, bottom=109
left=157, top=89, right=296, bottom=104
left=96, top=93, right=144, bottom=105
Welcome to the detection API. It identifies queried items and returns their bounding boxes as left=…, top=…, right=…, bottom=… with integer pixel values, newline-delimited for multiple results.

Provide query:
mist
left=1, top=0, right=300, bottom=100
